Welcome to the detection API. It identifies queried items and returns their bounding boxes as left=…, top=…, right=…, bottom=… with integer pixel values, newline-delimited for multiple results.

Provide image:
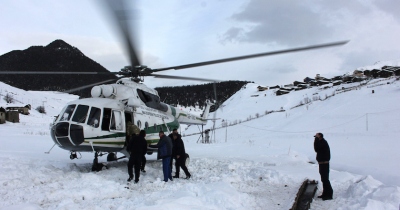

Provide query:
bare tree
left=3, top=93, right=14, bottom=103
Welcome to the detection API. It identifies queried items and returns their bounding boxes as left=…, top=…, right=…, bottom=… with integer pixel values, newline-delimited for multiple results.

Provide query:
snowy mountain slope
left=1, top=79, right=400, bottom=210
left=184, top=78, right=400, bottom=187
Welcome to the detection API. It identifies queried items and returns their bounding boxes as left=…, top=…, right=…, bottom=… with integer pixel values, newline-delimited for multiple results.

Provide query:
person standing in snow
left=127, top=126, right=147, bottom=183
left=139, top=130, right=148, bottom=173
left=149, top=131, right=173, bottom=182
left=172, top=133, right=191, bottom=179
left=314, top=132, right=333, bottom=200
left=168, top=128, right=179, bottom=172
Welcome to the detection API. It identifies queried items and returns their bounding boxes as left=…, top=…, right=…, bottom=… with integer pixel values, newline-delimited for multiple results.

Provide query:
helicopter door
left=110, top=110, right=125, bottom=132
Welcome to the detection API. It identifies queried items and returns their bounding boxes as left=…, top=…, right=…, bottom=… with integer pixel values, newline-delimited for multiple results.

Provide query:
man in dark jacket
left=139, top=130, right=148, bottom=173
left=127, top=128, right=147, bottom=183
left=314, top=132, right=333, bottom=200
left=172, top=133, right=191, bottom=179
left=150, top=131, right=173, bottom=182
left=168, top=129, right=179, bottom=172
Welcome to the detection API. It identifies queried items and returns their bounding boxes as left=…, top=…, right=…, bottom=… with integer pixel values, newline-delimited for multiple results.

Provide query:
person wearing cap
left=314, top=132, right=333, bottom=200
left=127, top=125, right=146, bottom=183
left=172, top=133, right=191, bottom=179
left=149, top=131, right=173, bottom=182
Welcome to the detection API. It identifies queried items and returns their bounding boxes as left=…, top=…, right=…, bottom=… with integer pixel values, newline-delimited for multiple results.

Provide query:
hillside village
left=258, top=65, right=400, bottom=96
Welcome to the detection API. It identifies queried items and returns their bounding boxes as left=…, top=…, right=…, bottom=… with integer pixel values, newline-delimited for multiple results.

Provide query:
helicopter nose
left=52, top=122, right=84, bottom=147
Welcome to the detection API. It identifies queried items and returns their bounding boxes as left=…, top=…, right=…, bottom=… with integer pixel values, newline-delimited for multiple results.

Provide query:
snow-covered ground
left=1, top=77, right=400, bottom=210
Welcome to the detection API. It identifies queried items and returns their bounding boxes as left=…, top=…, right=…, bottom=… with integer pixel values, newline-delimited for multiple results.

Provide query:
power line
left=240, top=114, right=368, bottom=134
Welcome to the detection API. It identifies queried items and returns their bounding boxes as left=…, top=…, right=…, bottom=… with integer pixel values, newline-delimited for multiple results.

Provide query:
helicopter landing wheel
left=107, top=152, right=117, bottom=162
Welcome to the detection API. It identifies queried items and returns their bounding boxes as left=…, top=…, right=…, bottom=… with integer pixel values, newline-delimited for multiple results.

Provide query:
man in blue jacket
left=314, top=132, right=333, bottom=200
left=150, top=131, right=173, bottom=182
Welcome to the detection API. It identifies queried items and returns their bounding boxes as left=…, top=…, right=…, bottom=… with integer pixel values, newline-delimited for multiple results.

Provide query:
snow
left=1, top=77, right=400, bottom=210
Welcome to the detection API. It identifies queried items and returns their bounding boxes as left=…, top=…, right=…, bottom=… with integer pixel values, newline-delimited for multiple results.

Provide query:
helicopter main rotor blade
left=63, top=78, right=119, bottom=93
left=104, top=0, right=141, bottom=70
left=152, top=40, right=349, bottom=72
left=0, top=71, right=120, bottom=75
left=151, top=73, right=221, bottom=82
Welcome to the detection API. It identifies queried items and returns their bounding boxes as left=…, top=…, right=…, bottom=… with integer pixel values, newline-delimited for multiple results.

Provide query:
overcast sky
left=1, top=0, right=400, bottom=88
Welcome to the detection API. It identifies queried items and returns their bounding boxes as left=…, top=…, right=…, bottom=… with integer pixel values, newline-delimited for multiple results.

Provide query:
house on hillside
left=382, top=66, right=400, bottom=76
left=315, top=74, right=330, bottom=82
left=316, top=80, right=331, bottom=86
left=363, top=70, right=371, bottom=77
left=269, top=85, right=280, bottom=89
left=371, top=69, right=381, bottom=78
left=257, top=86, right=268, bottom=91
left=309, top=81, right=318, bottom=86
left=276, top=89, right=290, bottom=96
left=293, top=81, right=307, bottom=86
left=332, top=80, right=342, bottom=86
left=353, top=70, right=364, bottom=77
left=352, top=77, right=366, bottom=82
left=377, top=70, right=393, bottom=78
left=394, top=69, right=400, bottom=76
left=295, top=85, right=308, bottom=91
left=343, top=75, right=354, bottom=83
left=5, top=110, right=19, bottom=123
left=332, top=76, right=343, bottom=81
left=303, top=77, right=314, bottom=83
left=7, top=106, right=30, bottom=115
left=280, top=87, right=294, bottom=91
left=0, top=107, right=5, bottom=124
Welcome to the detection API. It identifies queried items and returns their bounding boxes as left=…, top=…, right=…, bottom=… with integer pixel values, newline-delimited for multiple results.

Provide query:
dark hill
left=0, top=39, right=117, bottom=96
left=0, top=40, right=250, bottom=106
left=155, top=80, right=251, bottom=111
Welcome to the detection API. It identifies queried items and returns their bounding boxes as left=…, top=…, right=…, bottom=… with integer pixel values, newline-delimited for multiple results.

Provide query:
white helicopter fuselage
left=50, top=78, right=212, bottom=155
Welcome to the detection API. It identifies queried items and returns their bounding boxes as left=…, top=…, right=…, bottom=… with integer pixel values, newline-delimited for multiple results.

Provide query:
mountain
left=0, top=40, right=117, bottom=96
left=156, top=80, right=251, bottom=110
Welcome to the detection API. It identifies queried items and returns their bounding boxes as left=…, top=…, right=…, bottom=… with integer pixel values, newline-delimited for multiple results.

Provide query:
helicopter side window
left=60, top=104, right=76, bottom=121
left=110, top=110, right=123, bottom=131
left=102, top=108, right=112, bottom=131
left=154, top=123, right=157, bottom=131
left=145, top=122, right=149, bottom=129
left=71, top=105, right=89, bottom=123
left=137, top=120, right=142, bottom=129
left=87, top=107, right=101, bottom=128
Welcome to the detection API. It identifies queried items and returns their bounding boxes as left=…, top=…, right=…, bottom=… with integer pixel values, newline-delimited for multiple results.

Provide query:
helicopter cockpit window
left=71, top=105, right=89, bottom=123
left=110, top=110, right=123, bottom=131
left=137, top=89, right=152, bottom=103
left=87, top=107, right=101, bottom=128
left=136, top=89, right=168, bottom=112
left=60, top=104, right=76, bottom=121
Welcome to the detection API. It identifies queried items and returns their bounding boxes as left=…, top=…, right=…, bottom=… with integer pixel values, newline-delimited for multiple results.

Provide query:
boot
left=173, top=174, right=179, bottom=178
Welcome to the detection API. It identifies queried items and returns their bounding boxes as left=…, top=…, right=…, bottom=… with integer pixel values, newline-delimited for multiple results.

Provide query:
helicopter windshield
left=59, top=104, right=76, bottom=121
left=71, top=105, right=89, bottom=123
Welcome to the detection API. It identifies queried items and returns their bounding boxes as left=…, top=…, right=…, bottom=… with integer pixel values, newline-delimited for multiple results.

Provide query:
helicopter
left=0, top=0, right=348, bottom=170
